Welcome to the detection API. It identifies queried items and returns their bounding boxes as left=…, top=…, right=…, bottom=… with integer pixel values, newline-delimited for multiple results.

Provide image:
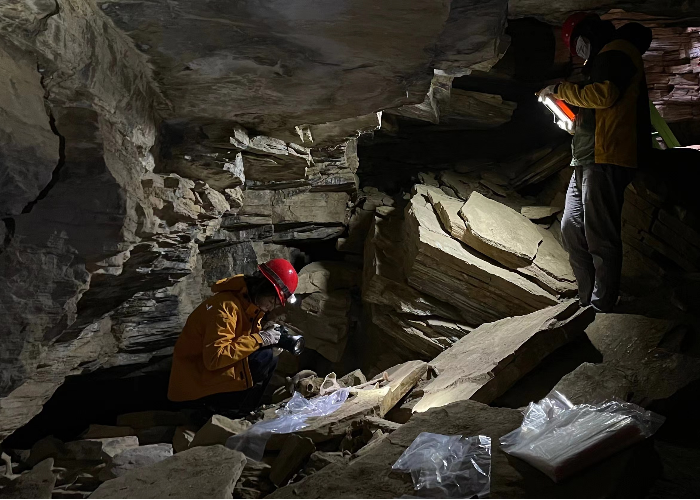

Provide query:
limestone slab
left=414, top=301, right=594, bottom=413
left=458, top=191, right=542, bottom=268
left=99, top=444, right=173, bottom=481
left=517, top=226, right=577, bottom=296
left=190, top=415, right=252, bottom=448
left=269, top=435, right=316, bottom=486
left=554, top=314, right=700, bottom=407
left=404, top=196, right=557, bottom=324
left=90, top=445, right=246, bottom=499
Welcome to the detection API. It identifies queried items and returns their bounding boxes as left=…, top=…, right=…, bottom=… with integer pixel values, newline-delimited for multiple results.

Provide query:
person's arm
left=555, top=50, right=637, bottom=109
left=556, top=80, right=620, bottom=109
left=202, top=300, right=263, bottom=371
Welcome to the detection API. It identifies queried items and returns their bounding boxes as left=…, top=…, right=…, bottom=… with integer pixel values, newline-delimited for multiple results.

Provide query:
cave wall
left=2, top=0, right=699, bottom=444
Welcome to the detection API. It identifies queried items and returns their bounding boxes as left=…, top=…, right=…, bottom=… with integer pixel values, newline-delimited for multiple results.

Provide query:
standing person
left=539, top=14, right=652, bottom=312
left=167, top=259, right=298, bottom=415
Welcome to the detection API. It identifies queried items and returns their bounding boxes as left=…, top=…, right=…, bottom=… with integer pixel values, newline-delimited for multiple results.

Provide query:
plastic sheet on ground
left=500, top=390, right=665, bottom=482
left=392, top=432, right=492, bottom=498
left=226, top=388, right=349, bottom=461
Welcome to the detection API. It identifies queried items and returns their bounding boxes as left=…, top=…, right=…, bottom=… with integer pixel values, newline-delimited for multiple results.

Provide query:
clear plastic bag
left=392, top=432, right=492, bottom=498
left=500, top=390, right=665, bottom=482
left=226, top=388, right=349, bottom=461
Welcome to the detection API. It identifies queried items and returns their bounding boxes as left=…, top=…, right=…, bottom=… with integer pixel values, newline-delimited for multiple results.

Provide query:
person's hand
left=537, top=84, right=558, bottom=98
left=259, top=326, right=281, bottom=347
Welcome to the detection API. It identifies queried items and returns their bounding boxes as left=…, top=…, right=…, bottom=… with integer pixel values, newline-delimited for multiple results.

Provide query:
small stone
left=136, top=426, right=176, bottom=446
left=440, top=185, right=458, bottom=198
left=0, top=458, right=55, bottom=499
left=172, top=426, right=197, bottom=454
left=190, top=415, right=251, bottom=448
left=375, top=206, right=395, bottom=218
left=63, top=437, right=139, bottom=462
left=98, top=444, right=173, bottom=481
left=269, top=434, right=316, bottom=486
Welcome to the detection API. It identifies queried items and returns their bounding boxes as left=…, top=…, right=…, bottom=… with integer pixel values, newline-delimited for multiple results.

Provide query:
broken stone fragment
left=304, top=452, right=349, bottom=475
left=414, top=301, right=594, bottom=413
left=269, top=434, right=316, bottom=487
left=98, top=444, right=173, bottom=481
left=90, top=446, right=246, bottom=499
left=234, top=459, right=274, bottom=499
left=458, top=191, right=542, bottom=268
left=190, top=415, right=252, bottom=448
left=136, top=426, right=176, bottom=446
left=172, top=426, right=197, bottom=454
left=63, top=437, right=140, bottom=462
left=0, top=458, right=55, bottom=499
left=517, top=225, right=577, bottom=296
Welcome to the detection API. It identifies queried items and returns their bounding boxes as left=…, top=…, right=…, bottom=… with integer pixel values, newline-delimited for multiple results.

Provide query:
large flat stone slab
left=90, top=445, right=246, bottom=499
left=414, top=301, right=594, bottom=413
left=554, top=314, right=700, bottom=407
left=458, top=191, right=542, bottom=269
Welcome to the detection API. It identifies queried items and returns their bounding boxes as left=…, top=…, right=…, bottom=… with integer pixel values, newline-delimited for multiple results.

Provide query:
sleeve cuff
left=251, top=332, right=263, bottom=344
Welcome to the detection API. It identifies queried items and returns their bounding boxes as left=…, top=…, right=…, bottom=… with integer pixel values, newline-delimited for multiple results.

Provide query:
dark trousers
left=196, top=348, right=278, bottom=415
left=561, top=164, right=634, bottom=312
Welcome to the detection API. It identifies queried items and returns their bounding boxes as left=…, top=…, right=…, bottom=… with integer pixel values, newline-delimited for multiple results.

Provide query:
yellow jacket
left=168, top=275, right=265, bottom=402
left=555, top=36, right=651, bottom=168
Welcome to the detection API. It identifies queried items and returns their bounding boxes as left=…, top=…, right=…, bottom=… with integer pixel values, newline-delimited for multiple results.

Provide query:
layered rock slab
left=414, top=301, right=594, bottom=413
left=427, top=187, right=575, bottom=296
left=458, top=191, right=542, bottom=269
left=90, top=445, right=246, bottom=499
left=98, top=0, right=452, bottom=135
left=404, top=191, right=557, bottom=325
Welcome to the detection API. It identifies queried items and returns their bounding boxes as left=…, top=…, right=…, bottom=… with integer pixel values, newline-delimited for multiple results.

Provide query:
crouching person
left=167, top=259, right=298, bottom=416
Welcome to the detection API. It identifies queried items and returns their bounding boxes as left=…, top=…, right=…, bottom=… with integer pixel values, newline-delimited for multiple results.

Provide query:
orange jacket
left=167, top=275, right=265, bottom=402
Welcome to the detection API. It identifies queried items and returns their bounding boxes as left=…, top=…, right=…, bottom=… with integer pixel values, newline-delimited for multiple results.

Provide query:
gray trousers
left=561, top=164, right=634, bottom=312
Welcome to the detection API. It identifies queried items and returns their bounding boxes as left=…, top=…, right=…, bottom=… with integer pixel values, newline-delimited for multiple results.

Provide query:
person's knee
left=560, top=215, right=583, bottom=252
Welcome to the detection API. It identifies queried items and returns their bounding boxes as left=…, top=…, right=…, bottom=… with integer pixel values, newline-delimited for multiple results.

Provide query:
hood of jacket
left=614, top=22, right=652, bottom=55
left=211, top=274, right=247, bottom=294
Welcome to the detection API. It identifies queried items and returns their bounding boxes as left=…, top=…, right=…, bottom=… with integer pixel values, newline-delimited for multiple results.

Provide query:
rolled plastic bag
left=227, top=388, right=349, bottom=461
left=500, top=391, right=665, bottom=482
left=392, top=432, right=491, bottom=498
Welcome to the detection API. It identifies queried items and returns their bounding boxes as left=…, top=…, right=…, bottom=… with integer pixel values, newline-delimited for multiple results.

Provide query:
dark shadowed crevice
left=20, top=110, right=66, bottom=214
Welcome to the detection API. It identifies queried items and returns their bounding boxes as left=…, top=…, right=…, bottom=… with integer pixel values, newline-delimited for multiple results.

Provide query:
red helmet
left=562, top=12, right=597, bottom=56
left=258, top=259, right=299, bottom=305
